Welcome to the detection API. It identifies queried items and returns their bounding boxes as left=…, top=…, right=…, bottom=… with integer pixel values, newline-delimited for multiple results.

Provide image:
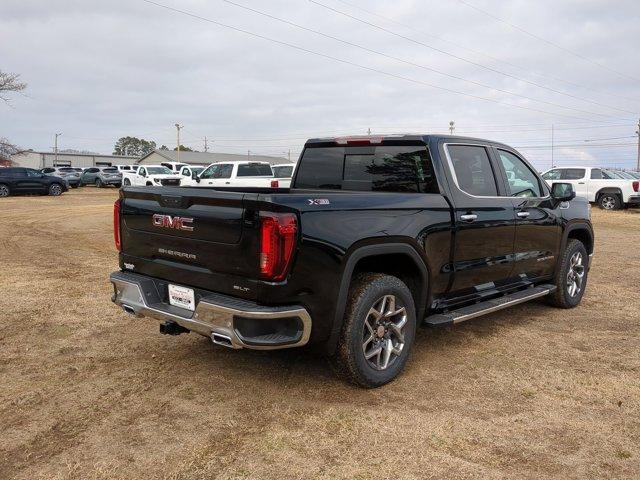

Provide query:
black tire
left=546, top=239, right=589, bottom=308
left=71, top=184, right=79, bottom=189
left=598, top=193, right=621, bottom=210
left=95, top=178, right=103, bottom=188
left=48, top=183, right=63, bottom=196
left=123, top=178, right=131, bottom=187
left=0, top=183, right=10, bottom=198
left=114, top=183, right=122, bottom=189
left=331, top=273, right=417, bottom=388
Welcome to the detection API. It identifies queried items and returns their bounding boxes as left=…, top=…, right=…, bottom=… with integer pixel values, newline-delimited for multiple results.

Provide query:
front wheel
left=598, top=193, right=621, bottom=210
left=95, top=178, right=103, bottom=188
left=123, top=178, right=131, bottom=187
left=48, top=183, right=63, bottom=196
left=0, top=184, right=10, bottom=197
left=331, top=273, right=416, bottom=388
left=546, top=239, right=588, bottom=308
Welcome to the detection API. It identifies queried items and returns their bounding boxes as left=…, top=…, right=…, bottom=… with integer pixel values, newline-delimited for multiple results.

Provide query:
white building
left=137, top=150, right=291, bottom=166
left=10, top=151, right=138, bottom=169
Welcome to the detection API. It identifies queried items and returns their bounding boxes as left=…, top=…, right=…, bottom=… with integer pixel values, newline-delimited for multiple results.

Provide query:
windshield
left=192, top=167, right=204, bottom=175
left=59, top=167, right=76, bottom=173
left=147, top=167, right=172, bottom=175
left=272, top=165, right=294, bottom=177
left=603, top=169, right=623, bottom=179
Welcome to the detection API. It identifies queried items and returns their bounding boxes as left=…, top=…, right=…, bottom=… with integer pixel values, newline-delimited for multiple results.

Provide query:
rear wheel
left=598, top=193, right=621, bottom=210
left=0, top=184, right=10, bottom=197
left=546, top=239, right=588, bottom=308
left=48, top=183, right=63, bottom=196
left=331, top=273, right=416, bottom=388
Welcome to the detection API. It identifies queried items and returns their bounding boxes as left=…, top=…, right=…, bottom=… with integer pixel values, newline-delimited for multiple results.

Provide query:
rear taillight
left=259, top=213, right=297, bottom=281
left=270, top=179, right=279, bottom=188
left=633, top=181, right=639, bottom=192
left=113, top=199, right=121, bottom=252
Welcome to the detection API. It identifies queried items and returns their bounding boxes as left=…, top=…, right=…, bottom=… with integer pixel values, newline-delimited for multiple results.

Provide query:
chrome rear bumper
left=110, top=271, right=312, bottom=350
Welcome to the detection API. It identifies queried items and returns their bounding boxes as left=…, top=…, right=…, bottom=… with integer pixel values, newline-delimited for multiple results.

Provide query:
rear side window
left=237, top=164, right=273, bottom=177
left=447, top=145, right=498, bottom=196
left=497, top=150, right=542, bottom=198
left=590, top=168, right=602, bottom=179
left=294, top=145, right=438, bottom=193
left=560, top=168, right=586, bottom=180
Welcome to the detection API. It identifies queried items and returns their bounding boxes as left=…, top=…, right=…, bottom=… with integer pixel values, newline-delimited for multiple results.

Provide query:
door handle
left=225, top=181, right=231, bottom=184
left=517, top=211, right=530, bottom=218
left=460, top=214, right=478, bottom=222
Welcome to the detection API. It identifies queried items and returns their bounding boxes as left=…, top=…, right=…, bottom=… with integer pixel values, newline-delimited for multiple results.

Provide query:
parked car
left=110, top=134, right=593, bottom=387
left=80, top=166, right=123, bottom=188
left=160, top=161, right=189, bottom=174
left=542, top=166, right=640, bottom=210
left=121, top=165, right=181, bottom=186
left=0, top=167, right=68, bottom=197
left=181, top=161, right=287, bottom=188
left=41, top=166, right=81, bottom=188
left=114, top=165, right=135, bottom=173
left=177, top=165, right=205, bottom=186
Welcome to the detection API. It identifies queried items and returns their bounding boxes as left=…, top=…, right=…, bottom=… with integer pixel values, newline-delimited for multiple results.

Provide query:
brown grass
left=0, top=189, right=638, bottom=479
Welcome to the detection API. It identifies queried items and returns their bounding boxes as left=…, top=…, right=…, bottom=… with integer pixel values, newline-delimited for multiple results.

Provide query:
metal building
left=9, top=151, right=138, bottom=169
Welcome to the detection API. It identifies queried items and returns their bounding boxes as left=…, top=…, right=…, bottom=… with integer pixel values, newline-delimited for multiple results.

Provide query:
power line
left=139, top=0, right=616, bottom=121
left=308, top=0, right=638, bottom=117
left=333, top=0, right=640, bottom=104
left=220, top=0, right=624, bottom=119
left=456, top=0, right=640, bottom=84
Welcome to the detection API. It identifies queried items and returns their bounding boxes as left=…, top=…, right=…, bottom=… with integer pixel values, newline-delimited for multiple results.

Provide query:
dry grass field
left=0, top=188, right=638, bottom=479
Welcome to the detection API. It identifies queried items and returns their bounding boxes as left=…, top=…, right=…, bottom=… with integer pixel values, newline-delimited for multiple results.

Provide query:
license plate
left=168, top=284, right=195, bottom=311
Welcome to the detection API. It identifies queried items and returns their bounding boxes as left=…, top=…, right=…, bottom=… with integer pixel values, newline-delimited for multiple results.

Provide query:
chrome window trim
left=443, top=142, right=551, bottom=201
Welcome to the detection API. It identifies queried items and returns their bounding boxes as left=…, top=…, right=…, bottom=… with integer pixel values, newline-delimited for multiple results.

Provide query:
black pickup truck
left=110, top=134, right=593, bottom=387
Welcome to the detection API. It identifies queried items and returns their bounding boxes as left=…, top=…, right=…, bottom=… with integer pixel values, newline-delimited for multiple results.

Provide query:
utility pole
left=551, top=124, right=555, bottom=169
left=449, top=121, right=455, bottom=134
left=54, top=132, right=62, bottom=165
left=367, top=127, right=371, bottom=136
left=203, top=136, right=209, bottom=152
left=247, top=150, right=250, bottom=161
left=636, top=118, right=640, bottom=172
left=288, top=149, right=291, bottom=162
left=175, top=123, right=183, bottom=163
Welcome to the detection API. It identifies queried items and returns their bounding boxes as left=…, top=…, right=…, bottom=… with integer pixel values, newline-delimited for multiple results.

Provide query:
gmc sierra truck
left=110, top=134, right=594, bottom=387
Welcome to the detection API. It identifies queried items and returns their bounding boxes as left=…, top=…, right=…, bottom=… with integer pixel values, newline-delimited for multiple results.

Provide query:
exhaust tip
left=211, top=332, right=234, bottom=348
left=122, top=304, right=137, bottom=315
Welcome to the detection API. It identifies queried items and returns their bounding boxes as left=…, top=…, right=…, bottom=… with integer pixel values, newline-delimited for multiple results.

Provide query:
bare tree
left=0, top=70, right=27, bottom=104
left=0, top=138, right=27, bottom=166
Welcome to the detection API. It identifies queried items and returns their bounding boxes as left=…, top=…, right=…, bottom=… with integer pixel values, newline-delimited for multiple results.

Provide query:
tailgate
left=119, top=187, right=260, bottom=299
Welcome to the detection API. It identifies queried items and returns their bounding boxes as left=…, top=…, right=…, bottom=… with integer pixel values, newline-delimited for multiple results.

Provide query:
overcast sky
left=1, top=0, right=639, bottom=169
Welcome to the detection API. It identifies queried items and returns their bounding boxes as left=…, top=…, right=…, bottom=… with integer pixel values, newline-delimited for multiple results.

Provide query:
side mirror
left=551, top=182, right=575, bottom=202
left=195, top=175, right=201, bottom=183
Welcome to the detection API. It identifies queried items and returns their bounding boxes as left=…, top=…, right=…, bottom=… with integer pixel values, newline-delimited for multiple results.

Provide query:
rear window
left=102, top=168, right=118, bottom=173
left=294, top=145, right=438, bottom=193
left=237, top=163, right=273, bottom=177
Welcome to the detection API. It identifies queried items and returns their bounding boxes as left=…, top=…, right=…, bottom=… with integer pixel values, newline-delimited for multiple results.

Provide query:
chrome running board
left=424, top=284, right=556, bottom=327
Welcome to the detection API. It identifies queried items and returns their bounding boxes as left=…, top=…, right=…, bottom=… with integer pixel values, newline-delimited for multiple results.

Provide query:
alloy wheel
left=49, top=184, right=62, bottom=196
left=362, top=294, right=407, bottom=371
left=601, top=195, right=616, bottom=210
left=566, top=252, right=585, bottom=297
left=0, top=185, right=9, bottom=197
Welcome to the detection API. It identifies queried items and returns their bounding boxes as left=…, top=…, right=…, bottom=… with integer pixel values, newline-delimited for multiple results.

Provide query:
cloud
left=1, top=0, right=638, bottom=168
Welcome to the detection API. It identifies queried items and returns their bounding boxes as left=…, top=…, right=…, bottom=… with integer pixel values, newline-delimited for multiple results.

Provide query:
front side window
left=542, top=169, right=561, bottom=180
left=497, top=150, right=542, bottom=197
left=447, top=145, right=498, bottom=196
left=26, top=169, right=41, bottom=178
left=295, top=145, right=438, bottom=193
left=199, top=165, right=218, bottom=179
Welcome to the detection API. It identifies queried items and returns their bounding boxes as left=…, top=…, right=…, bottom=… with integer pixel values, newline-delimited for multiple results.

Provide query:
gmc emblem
left=152, top=214, right=194, bottom=231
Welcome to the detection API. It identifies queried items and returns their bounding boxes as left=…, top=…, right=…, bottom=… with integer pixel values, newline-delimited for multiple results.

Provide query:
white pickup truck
left=121, top=165, right=182, bottom=187
left=180, top=161, right=291, bottom=188
left=542, top=166, right=640, bottom=210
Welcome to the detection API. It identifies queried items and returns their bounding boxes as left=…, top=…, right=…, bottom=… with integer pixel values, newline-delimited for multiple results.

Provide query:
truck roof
left=304, top=134, right=515, bottom=149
